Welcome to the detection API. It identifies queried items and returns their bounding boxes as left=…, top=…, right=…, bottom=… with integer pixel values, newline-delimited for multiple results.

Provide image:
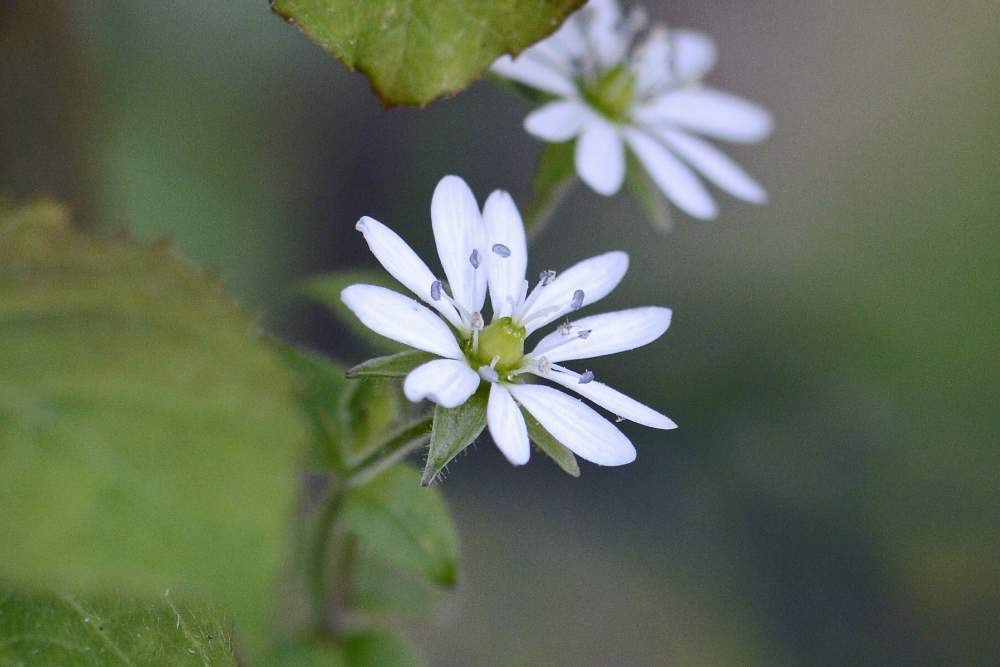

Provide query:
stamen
left=478, top=365, right=499, bottom=383
left=491, top=243, right=511, bottom=258
left=571, top=289, right=585, bottom=310
left=558, top=321, right=573, bottom=336
left=538, top=269, right=557, bottom=285
left=578, top=370, right=594, bottom=384
left=577, top=329, right=592, bottom=339
left=536, top=356, right=551, bottom=376
left=470, top=312, right=484, bottom=330
left=430, top=280, right=442, bottom=301
left=469, top=249, right=481, bottom=269
left=514, top=270, right=557, bottom=322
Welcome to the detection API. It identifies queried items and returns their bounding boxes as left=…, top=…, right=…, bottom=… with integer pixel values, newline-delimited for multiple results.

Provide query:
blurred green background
left=3, top=1, right=998, bottom=665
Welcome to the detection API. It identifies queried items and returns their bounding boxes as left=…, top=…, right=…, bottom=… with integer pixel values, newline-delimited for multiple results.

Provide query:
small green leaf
left=523, top=408, right=580, bottom=477
left=0, top=203, right=310, bottom=654
left=351, top=557, right=437, bottom=613
left=343, top=464, right=459, bottom=588
left=0, top=587, right=236, bottom=666
left=346, top=350, right=439, bottom=379
left=625, top=149, right=673, bottom=232
left=271, top=0, right=586, bottom=107
left=300, top=270, right=407, bottom=353
left=524, top=141, right=577, bottom=238
left=340, top=630, right=426, bottom=667
left=422, top=389, right=488, bottom=485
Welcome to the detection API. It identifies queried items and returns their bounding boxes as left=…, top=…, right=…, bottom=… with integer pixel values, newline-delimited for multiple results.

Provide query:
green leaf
left=300, top=270, right=407, bottom=353
left=347, top=350, right=438, bottom=379
left=522, top=407, right=580, bottom=477
left=339, top=378, right=407, bottom=465
left=281, top=344, right=351, bottom=468
left=0, top=587, right=236, bottom=666
left=523, top=140, right=577, bottom=238
left=343, top=464, right=459, bottom=588
left=625, top=149, right=673, bottom=232
left=421, top=388, right=488, bottom=485
left=271, top=0, right=586, bottom=107
left=0, top=203, right=310, bottom=654
left=350, top=557, right=437, bottom=613
left=263, top=631, right=424, bottom=667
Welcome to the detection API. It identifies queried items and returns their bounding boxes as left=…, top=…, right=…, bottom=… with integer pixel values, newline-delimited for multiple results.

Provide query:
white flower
left=341, top=175, right=676, bottom=468
left=491, top=0, right=773, bottom=220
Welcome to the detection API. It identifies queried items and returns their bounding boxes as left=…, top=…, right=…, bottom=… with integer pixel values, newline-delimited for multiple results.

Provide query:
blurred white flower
left=492, top=0, right=772, bottom=219
left=341, top=175, right=676, bottom=468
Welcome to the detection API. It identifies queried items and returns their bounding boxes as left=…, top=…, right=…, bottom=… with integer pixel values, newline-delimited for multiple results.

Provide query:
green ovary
left=473, top=317, right=526, bottom=372
left=580, top=65, right=636, bottom=122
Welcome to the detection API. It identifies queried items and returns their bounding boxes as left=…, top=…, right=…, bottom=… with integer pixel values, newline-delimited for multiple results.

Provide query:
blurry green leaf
left=300, top=270, right=406, bottom=353
left=281, top=344, right=351, bottom=468
left=0, top=203, right=309, bottom=654
left=340, top=378, right=406, bottom=464
left=421, top=388, right=488, bottom=485
left=522, top=408, right=580, bottom=477
left=347, top=350, right=438, bottom=379
left=263, top=631, right=423, bottom=667
left=351, top=557, right=437, bottom=613
left=524, top=141, right=577, bottom=237
left=625, top=149, right=673, bottom=232
left=0, top=587, right=236, bottom=666
left=340, top=630, right=425, bottom=667
left=271, top=0, right=586, bottom=107
left=344, top=464, right=459, bottom=588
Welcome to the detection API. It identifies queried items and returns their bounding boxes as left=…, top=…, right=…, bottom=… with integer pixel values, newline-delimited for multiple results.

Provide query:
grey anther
left=558, top=321, right=573, bottom=336
left=570, top=289, right=585, bottom=310
left=430, top=280, right=442, bottom=301
left=492, top=243, right=511, bottom=258
left=577, top=329, right=592, bottom=340
left=578, top=370, right=594, bottom=384
left=470, top=311, right=485, bottom=330
left=538, top=269, right=557, bottom=285
left=469, top=249, right=481, bottom=269
left=536, top=357, right=551, bottom=375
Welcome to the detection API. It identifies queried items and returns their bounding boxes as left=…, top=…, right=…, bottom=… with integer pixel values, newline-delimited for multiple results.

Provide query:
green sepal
left=522, top=408, right=580, bottom=477
left=421, top=388, right=489, bottom=486
left=523, top=140, right=577, bottom=238
left=346, top=350, right=439, bottom=379
left=625, top=148, right=673, bottom=233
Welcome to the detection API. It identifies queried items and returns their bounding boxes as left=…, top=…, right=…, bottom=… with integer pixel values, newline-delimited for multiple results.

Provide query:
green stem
left=308, top=484, right=344, bottom=634
left=346, top=415, right=432, bottom=488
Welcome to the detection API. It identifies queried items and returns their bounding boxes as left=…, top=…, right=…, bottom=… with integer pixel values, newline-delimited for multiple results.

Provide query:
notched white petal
left=659, top=129, right=767, bottom=204
left=508, top=383, right=636, bottom=466
left=638, top=88, right=774, bottom=144
left=531, top=306, right=672, bottom=363
left=491, top=54, right=576, bottom=97
left=403, top=359, right=480, bottom=408
left=524, top=100, right=590, bottom=142
left=341, top=284, right=463, bottom=359
left=624, top=128, right=718, bottom=220
left=354, top=216, right=462, bottom=327
left=487, top=384, right=530, bottom=465
left=483, top=189, right=528, bottom=319
left=431, top=175, right=487, bottom=314
left=545, top=370, right=677, bottom=429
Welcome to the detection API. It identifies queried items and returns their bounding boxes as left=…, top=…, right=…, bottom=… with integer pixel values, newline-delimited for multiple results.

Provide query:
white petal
left=487, top=384, right=530, bottom=465
left=630, top=26, right=672, bottom=96
left=636, top=87, right=773, bottom=144
left=624, top=128, right=718, bottom=219
left=483, top=190, right=527, bottom=319
left=341, top=284, right=463, bottom=359
left=575, top=119, right=626, bottom=196
left=544, top=369, right=677, bottom=429
left=658, top=129, right=767, bottom=203
left=583, top=0, right=629, bottom=69
left=530, top=306, right=672, bottom=363
left=354, top=216, right=462, bottom=328
left=491, top=54, right=576, bottom=97
left=507, top=383, right=635, bottom=466
left=431, top=175, right=487, bottom=315
left=522, top=251, right=629, bottom=335
left=403, top=359, right=480, bottom=408
left=670, top=29, right=717, bottom=83
left=524, top=100, right=590, bottom=142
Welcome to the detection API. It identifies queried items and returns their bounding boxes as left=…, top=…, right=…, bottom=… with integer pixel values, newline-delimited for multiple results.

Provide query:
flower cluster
left=342, top=175, right=675, bottom=468
left=492, top=0, right=772, bottom=220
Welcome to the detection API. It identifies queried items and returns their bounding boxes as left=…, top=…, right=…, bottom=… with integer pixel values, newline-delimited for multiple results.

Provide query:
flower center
left=580, top=65, right=636, bottom=122
left=472, top=317, right=526, bottom=372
